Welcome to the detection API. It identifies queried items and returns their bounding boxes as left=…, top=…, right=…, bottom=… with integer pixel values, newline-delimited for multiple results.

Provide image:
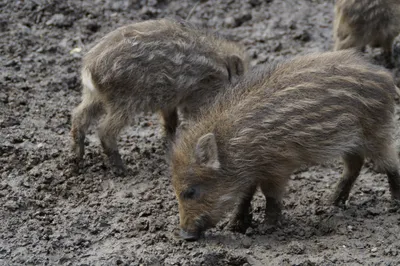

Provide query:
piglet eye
left=182, top=186, right=199, bottom=200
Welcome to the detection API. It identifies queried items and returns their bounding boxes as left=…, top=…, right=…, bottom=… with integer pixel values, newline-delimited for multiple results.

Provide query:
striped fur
left=70, top=18, right=249, bottom=174
left=333, top=0, right=400, bottom=65
left=172, top=50, right=400, bottom=240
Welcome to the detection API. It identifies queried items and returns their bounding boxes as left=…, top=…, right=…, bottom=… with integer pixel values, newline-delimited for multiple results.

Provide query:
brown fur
left=333, top=0, right=400, bottom=66
left=171, top=50, right=400, bottom=240
left=70, top=18, right=249, bottom=174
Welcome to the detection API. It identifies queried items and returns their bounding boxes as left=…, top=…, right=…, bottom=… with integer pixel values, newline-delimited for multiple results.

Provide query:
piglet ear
left=195, top=133, right=220, bottom=169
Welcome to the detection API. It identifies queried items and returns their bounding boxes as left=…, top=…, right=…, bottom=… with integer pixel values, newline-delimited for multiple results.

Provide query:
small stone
left=288, top=241, right=305, bottom=255
left=367, top=208, right=381, bottom=216
left=249, top=0, right=261, bottom=7
left=46, top=14, right=72, bottom=27
left=241, top=237, right=252, bottom=248
left=273, top=42, right=282, bottom=52
left=69, top=47, right=82, bottom=55
left=4, top=200, right=18, bottom=211
left=293, top=29, right=311, bottom=42
left=347, top=225, right=353, bottom=231
left=124, top=191, right=133, bottom=198
left=315, top=206, right=326, bottom=215
left=235, top=13, right=252, bottom=27
left=140, top=6, right=158, bottom=18
left=245, top=227, right=254, bottom=236
left=224, top=17, right=236, bottom=28
left=43, top=175, right=54, bottom=184
left=384, top=246, right=398, bottom=256
left=371, top=247, right=378, bottom=253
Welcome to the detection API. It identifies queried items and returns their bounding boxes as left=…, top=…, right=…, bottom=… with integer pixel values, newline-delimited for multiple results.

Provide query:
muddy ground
left=2, top=0, right=400, bottom=265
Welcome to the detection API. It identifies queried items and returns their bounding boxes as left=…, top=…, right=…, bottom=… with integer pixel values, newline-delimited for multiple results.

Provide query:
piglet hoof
left=259, top=212, right=281, bottom=234
left=391, top=199, right=400, bottom=208
left=70, top=164, right=80, bottom=176
left=384, top=60, right=395, bottom=69
left=226, top=213, right=252, bottom=233
left=370, top=163, right=385, bottom=174
left=264, top=212, right=280, bottom=226
left=107, top=152, right=127, bottom=176
left=391, top=191, right=400, bottom=206
left=111, top=165, right=127, bottom=177
left=258, top=223, right=276, bottom=234
left=332, top=198, right=345, bottom=208
left=264, top=198, right=282, bottom=225
left=330, top=192, right=349, bottom=208
left=67, top=155, right=82, bottom=176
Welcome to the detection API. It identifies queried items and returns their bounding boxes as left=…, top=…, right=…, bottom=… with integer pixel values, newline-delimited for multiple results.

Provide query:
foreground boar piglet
left=70, top=18, right=249, bottom=174
left=171, top=50, right=400, bottom=241
left=334, top=0, right=400, bottom=66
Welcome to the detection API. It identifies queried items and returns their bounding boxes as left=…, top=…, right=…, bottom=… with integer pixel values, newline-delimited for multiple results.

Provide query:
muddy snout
left=179, top=228, right=202, bottom=241
left=179, top=215, right=213, bottom=241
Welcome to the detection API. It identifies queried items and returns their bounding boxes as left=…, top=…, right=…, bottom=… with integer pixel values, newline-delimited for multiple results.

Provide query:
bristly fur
left=70, top=18, right=249, bottom=173
left=172, top=50, right=400, bottom=239
left=333, top=0, right=400, bottom=64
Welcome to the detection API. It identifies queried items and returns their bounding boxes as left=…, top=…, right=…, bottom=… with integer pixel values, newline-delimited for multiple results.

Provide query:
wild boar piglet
left=171, top=50, right=400, bottom=241
left=70, top=18, right=249, bottom=174
left=334, top=0, right=400, bottom=66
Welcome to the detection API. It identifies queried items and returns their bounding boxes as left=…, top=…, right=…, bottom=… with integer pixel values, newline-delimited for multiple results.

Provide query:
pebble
left=288, top=241, right=305, bottom=255
left=4, top=200, right=18, bottom=211
left=241, top=237, right=252, bottom=248
left=245, top=227, right=254, bottom=236
left=347, top=225, right=353, bottom=231
left=46, top=14, right=69, bottom=27
left=384, top=246, right=398, bottom=256
left=224, top=17, right=236, bottom=28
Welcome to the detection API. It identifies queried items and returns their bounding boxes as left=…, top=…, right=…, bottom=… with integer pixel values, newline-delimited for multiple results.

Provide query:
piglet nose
left=179, top=229, right=200, bottom=241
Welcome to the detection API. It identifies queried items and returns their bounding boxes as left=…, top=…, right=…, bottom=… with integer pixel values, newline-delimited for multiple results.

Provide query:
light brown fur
left=70, top=18, right=249, bottom=174
left=171, top=50, right=400, bottom=240
left=333, top=0, right=400, bottom=66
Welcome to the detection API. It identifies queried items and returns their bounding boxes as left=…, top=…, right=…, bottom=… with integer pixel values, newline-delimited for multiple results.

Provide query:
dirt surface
left=2, top=0, right=400, bottom=265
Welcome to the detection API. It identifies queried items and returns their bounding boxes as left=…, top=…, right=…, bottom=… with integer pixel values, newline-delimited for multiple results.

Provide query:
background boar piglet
left=171, top=50, right=400, bottom=241
left=70, top=18, right=249, bottom=174
left=334, top=0, right=400, bottom=67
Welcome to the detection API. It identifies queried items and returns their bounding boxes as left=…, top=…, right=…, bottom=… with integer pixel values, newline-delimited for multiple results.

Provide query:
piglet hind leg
left=160, top=108, right=179, bottom=142
left=387, top=170, right=400, bottom=204
left=381, top=36, right=395, bottom=68
left=98, top=109, right=129, bottom=176
left=226, top=184, right=257, bottom=233
left=70, top=93, right=103, bottom=170
left=334, top=34, right=364, bottom=53
left=331, top=153, right=364, bottom=206
left=260, top=179, right=284, bottom=226
left=378, top=145, right=400, bottom=203
left=369, top=139, right=400, bottom=204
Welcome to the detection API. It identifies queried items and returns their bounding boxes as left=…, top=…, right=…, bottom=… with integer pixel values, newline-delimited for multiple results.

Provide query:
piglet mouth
left=179, top=229, right=202, bottom=241
left=180, top=215, right=213, bottom=241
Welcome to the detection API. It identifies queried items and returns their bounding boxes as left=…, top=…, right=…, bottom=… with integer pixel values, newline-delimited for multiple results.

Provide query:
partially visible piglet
left=70, top=18, right=249, bottom=174
left=334, top=0, right=400, bottom=66
left=171, top=50, right=400, bottom=240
